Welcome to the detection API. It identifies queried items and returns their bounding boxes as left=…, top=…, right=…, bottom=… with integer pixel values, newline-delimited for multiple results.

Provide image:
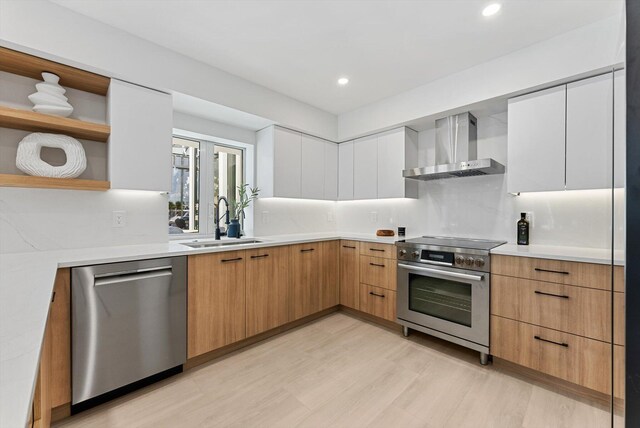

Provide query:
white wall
left=338, top=14, right=625, bottom=140
left=0, top=0, right=338, bottom=140
left=0, top=188, right=167, bottom=254
left=253, top=198, right=336, bottom=236
left=173, top=112, right=256, bottom=146
left=336, top=113, right=624, bottom=250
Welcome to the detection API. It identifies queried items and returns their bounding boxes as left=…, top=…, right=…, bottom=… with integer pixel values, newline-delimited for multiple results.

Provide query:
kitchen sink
left=182, top=239, right=262, bottom=249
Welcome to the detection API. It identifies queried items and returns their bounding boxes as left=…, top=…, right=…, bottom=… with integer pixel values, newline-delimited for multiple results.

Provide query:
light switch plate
left=112, top=211, right=126, bottom=228
left=369, top=211, right=378, bottom=223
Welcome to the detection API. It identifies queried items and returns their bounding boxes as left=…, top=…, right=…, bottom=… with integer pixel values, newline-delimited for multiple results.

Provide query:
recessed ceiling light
left=337, top=77, right=349, bottom=86
left=482, top=3, right=501, bottom=17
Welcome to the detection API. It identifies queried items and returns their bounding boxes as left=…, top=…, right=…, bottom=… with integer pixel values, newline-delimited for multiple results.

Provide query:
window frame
left=170, top=130, right=253, bottom=239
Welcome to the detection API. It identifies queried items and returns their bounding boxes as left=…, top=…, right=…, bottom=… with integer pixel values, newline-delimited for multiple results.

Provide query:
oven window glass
left=408, top=273, right=472, bottom=327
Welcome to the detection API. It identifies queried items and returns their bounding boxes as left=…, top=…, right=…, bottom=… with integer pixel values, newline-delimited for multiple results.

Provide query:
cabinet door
left=320, top=241, right=340, bottom=309
left=108, top=79, right=172, bottom=191
left=324, top=142, right=338, bottom=200
left=507, top=85, right=566, bottom=193
left=246, top=246, right=290, bottom=337
left=566, top=73, right=613, bottom=190
left=301, top=134, right=325, bottom=199
left=51, top=269, right=71, bottom=408
left=614, top=70, right=626, bottom=188
left=338, top=141, right=354, bottom=200
left=377, top=128, right=417, bottom=199
left=353, top=135, right=378, bottom=199
left=274, top=127, right=302, bottom=198
left=289, top=243, right=322, bottom=320
left=188, top=251, right=246, bottom=358
left=339, top=240, right=360, bottom=309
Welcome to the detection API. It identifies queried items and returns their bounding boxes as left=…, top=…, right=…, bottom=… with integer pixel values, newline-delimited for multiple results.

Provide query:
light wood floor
left=54, top=313, right=620, bottom=428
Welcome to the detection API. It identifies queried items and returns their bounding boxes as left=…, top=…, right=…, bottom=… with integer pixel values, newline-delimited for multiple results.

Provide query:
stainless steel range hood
left=403, top=112, right=505, bottom=181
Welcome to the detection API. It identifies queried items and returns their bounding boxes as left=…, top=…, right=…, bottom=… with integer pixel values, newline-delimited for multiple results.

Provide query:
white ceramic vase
left=28, top=72, right=74, bottom=117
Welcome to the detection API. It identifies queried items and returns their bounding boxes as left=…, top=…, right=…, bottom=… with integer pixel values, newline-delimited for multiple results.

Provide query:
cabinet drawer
left=359, top=284, right=396, bottom=321
left=491, top=275, right=611, bottom=342
left=491, top=316, right=610, bottom=394
left=360, top=256, right=397, bottom=291
left=491, top=255, right=612, bottom=290
left=360, top=243, right=397, bottom=260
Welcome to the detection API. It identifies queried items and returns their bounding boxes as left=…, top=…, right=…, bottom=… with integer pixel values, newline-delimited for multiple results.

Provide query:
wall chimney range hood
left=403, top=112, right=505, bottom=181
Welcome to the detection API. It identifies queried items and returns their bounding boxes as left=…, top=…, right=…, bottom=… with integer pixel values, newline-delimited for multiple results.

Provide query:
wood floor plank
left=54, top=313, right=615, bottom=428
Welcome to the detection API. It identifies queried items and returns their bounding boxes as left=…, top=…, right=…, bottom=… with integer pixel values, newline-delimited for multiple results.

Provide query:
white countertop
left=491, top=243, right=625, bottom=266
left=0, top=232, right=407, bottom=428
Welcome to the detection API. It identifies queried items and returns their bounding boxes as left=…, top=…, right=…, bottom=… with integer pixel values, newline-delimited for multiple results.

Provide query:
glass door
left=408, top=274, right=472, bottom=327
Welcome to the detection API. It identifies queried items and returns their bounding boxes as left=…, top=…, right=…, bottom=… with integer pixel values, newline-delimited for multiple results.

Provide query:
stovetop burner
left=404, top=236, right=506, bottom=252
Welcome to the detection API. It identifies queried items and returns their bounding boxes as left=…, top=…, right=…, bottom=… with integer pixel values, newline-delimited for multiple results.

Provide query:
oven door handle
left=397, top=263, right=485, bottom=282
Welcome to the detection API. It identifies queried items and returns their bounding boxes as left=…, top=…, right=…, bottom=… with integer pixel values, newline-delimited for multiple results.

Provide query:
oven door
left=397, top=262, right=489, bottom=347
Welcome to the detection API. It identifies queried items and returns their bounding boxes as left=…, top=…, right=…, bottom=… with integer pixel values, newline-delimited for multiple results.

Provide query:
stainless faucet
left=214, top=196, right=230, bottom=240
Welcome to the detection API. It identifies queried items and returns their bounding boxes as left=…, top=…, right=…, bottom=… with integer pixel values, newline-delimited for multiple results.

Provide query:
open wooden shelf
left=0, top=174, right=110, bottom=191
left=0, top=106, right=110, bottom=142
left=0, top=47, right=110, bottom=96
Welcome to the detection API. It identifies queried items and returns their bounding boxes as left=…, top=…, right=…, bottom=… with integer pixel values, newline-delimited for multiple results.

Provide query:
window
left=169, top=135, right=245, bottom=236
left=170, top=137, right=200, bottom=233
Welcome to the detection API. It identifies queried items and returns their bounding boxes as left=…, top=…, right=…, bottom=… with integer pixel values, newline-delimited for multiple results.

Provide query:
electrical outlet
left=112, top=211, right=126, bottom=228
left=369, top=211, right=378, bottom=223
left=261, top=211, right=270, bottom=225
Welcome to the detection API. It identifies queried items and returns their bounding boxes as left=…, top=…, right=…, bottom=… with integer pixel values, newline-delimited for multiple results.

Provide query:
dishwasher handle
left=94, top=268, right=173, bottom=287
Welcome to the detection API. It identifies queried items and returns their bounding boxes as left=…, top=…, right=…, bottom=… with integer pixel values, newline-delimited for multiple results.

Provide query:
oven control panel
left=397, top=246, right=491, bottom=272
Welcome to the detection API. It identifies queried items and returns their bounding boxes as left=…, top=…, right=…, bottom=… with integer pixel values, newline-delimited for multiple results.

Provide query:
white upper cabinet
left=566, top=73, right=613, bottom=191
left=301, top=134, right=326, bottom=199
left=353, top=134, right=378, bottom=200
left=507, top=85, right=567, bottom=193
left=257, top=126, right=337, bottom=200
left=377, top=128, right=418, bottom=199
left=324, top=141, right=338, bottom=200
left=273, top=127, right=302, bottom=198
left=338, top=141, right=354, bottom=200
left=614, top=69, right=626, bottom=188
left=108, top=79, right=172, bottom=191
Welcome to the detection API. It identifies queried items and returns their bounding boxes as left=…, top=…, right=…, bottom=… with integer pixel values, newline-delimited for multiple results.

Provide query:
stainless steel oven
left=396, top=236, right=505, bottom=364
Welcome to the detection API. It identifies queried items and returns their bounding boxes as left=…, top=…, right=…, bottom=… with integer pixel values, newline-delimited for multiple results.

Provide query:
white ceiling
left=52, top=0, right=622, bottom=115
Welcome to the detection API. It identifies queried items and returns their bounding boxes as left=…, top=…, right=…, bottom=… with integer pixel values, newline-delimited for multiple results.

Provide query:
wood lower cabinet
left=339, top=240, right=360, bottom=309
left=491, top=255, right=625, bottom=398
left=246, top=246, right=290, bottom=337
left=491, top=275, right=611, bottom=342
left=360, top=255, right=396, bottom=291
left=360, top=242, right=397, bottom=260
left=320, top=241, right=340, bottom=310
left=34, top=307, right=53, bottom=428
left=50, top=269, right=71, bottom=409
left=289, top=242, right=322, bottom=320
left=188, top=251, right=247, bottom=358
left=491, top=315, right=611, bottom=394
left=359, top=284, right=396, bottom=321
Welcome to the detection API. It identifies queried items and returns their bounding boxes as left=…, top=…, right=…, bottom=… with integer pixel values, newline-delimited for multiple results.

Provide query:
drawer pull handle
left=250, top=254, right=269, bottom=259
left=369, top=291, right=386, bottom=298
left=221, top=257, right=243, bottom=263
left=534, top=290, right=569, bottom=299
left=51, top=291, right=56, bottom=303
left=370, top=248, right=385, bottom=252
left=534, top=268, right=570, bottom=275
left=534, top=335, right=568, bottom=348
left=342, top=245, right=356, bottom=249
left=301, top=248, right=315, bottom=253
left=369, top=263, right=385, bottom=267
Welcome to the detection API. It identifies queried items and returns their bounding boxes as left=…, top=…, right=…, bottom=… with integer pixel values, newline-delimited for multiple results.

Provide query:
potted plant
left=228, top=184, right=259, bottom=238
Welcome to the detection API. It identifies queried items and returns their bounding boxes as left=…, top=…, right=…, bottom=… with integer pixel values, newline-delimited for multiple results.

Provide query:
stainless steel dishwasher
left=71, top=257, right=187, bottom=411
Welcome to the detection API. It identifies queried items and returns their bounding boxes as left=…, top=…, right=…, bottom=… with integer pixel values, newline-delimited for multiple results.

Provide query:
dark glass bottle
left=517, top=213, right=529, bottom=245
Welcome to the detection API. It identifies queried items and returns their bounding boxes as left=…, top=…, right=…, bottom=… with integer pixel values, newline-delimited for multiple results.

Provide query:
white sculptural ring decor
left=16, top=133, right=87, bottom=179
